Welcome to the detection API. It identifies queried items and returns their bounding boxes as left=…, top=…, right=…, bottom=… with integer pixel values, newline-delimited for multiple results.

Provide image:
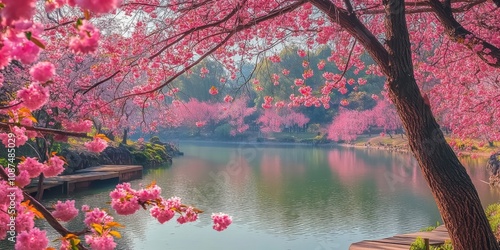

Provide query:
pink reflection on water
left=260, top=154, right=283, bottom=183
left=327, top=149, right=370, bottom=183
left=327, top=148, right=429, bottom=196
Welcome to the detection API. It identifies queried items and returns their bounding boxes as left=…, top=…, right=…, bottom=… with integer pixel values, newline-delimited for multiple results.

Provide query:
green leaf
left=25, top=31, right=32, bottom=40
left=76, top=18, right=83, bottom=27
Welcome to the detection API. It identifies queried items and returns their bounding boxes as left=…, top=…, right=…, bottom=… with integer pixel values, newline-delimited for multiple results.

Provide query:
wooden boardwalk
left=350, top=225, right=450, bottom=250
left=25, top=165, right=143, bottom=195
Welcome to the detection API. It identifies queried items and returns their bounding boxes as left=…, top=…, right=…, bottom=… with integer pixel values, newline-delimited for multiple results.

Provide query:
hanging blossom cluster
left=109, top=182, right=232, bottom=229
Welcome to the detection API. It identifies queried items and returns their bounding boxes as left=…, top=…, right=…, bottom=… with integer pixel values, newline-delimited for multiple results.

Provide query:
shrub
left=486, top=203, right=500, bottom=241
left=420, top=221, right=440, bottom=232
left=410, top=237, right=426, bottom=250
left=214, top=123, right=232, bottom=139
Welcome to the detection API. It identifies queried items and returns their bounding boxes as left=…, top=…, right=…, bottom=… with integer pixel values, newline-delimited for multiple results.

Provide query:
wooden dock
left=25, top=165, right=143, bottom=195
left=349, top=225, right=450, bottom=250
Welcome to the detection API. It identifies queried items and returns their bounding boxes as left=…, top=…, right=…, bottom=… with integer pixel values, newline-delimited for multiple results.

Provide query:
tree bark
left=382, top=0, right=499, bottom=249
left=122, top=128, right=129, bottom=145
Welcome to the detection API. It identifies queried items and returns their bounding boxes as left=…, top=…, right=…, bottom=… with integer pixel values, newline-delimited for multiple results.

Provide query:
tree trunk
left=383, top=0, right=499, bottom=249
left=122, top=128, right=128, bottom=145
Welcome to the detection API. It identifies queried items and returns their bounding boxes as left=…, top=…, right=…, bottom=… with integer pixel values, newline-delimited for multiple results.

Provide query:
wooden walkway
left=25, top=165, right=143, bottom=195
left=350, top=225, right=450, bottom=250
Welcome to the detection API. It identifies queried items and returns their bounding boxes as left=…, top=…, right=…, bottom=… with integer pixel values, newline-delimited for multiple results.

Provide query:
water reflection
left=23, top=143, right=500, bottom=250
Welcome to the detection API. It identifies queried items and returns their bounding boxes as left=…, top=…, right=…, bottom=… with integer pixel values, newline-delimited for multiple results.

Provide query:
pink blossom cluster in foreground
left=109, top=182, right=233, bottom=231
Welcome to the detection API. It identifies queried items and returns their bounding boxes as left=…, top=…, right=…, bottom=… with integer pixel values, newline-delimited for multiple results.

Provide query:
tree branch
left=0, top=167, right=88, bottom=249
left=427, top=0, right=500, bottom=68
left=309, top=0, right=391, bottom=75
left=0, top=122, right=90, bottom=138
left=111, top=0, right=308, bottom=99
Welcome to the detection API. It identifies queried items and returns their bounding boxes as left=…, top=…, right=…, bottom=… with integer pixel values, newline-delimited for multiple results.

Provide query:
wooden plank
left=52, top=171, right=120, bottom=183
left=24, top=182, right=62, bottom=194
left=350, top=226, right=450, bottom=250
left=75, top=165, right=142, bottom=174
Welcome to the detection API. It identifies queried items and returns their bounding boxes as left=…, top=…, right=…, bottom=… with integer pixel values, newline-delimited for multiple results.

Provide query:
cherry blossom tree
left=257, top=107, right=309, bottom=134
left=172, top=98, right=223, bottom=133
left=1, top=0, right=500, bottom=248
left=219, top=97, right=256, bottom=136
left=327, top=100, right=402, bottom=142
left=327, top=108, right=371, bottom=142
left=370, top=100, right=402, bottom=137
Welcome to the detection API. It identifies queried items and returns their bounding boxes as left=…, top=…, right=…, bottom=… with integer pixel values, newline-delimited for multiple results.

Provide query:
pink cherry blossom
left=20, top=118, right=37, bottom=138
left=338, top=87, right=348, bottom=95
left=209, top=86, right=218, bottom=95
left=63, top=120, right=93, bottom=133
left=85, top=234, right=117, bottom=250
left=15, top=170, right=31, bottom=188
left=18, top=157, right=44, bottom=178
left=294, top=79, right=304, bottom=86
left=136, top=184, right=161, bottom=202
left=59, top=239, right=71, bottom=250
left=69, top=21, right=100, bottom=54
left=224, top=95, right=233, bottom=103
left=262, top=96, right=273, bottom=109
left=17, top=83, right=50, bottom=110
left=14, top=228, right=48, bottom=250
left=75, top=0, right=122, bottom=13
left=110, top=183, right=140, bottom=215
left=0, top=126, right=28, bottom=147
left=269, top=55, right=281, bottom=63
left=43, top=155, right=65, bottom=177
left=12, top=39, right=41, bottom=65
left=200, top=67, right=209, bottom=77
left=45, top=0, right=66, bottom=12
left=0, top=181, right=23, bottom=205
left=84, top=137, right=108, bottom=153
left=0, top=41, right=12, bottom=69
left=83, top=207, right=113, bottom=227
left=281, top=69, right=290, bottom=75
left=340, top=99, right=349, bottom=106
left=15, top=205, right=35, bottom=232
left=51, top=200, right=79, bottom=222
left=1, top=0, right=36, bottom=25
left=317, top=60, right=326, bottom=70
left=165, top=196, right=182, bottom=210
left=176, top=206, right=198, bottom=224
left=150, top=204, right=175, bottom=224
left=299, top=86, right=312, bottom=96
left=195, top=121, right=206, bottom=127
left=0, top=210, right=10, bottom=240
left=29, top=62, right=55, bottom=82
left=211, top=213, right=232, bottom=232
left=302, top=69, right=313, bottom=79
left=297, top=49, right=306, bottom=57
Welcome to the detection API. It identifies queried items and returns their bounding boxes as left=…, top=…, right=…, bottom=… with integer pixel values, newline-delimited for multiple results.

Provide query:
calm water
left=23, top=143, right=500, bottom=249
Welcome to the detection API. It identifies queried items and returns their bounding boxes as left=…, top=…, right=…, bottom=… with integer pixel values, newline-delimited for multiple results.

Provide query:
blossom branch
left=0, top=122, right=91, bottom=138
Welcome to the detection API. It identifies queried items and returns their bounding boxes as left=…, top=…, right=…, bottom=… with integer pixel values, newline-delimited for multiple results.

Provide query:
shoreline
left=172, top=136, right=496, bottom=159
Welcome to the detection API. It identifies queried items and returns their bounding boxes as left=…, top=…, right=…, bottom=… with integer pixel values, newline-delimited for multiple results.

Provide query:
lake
left=25, top=142, right=500, bottom=249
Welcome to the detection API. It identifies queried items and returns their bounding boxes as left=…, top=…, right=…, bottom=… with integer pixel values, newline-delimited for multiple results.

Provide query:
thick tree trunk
left=383, top=0, right=499, bottom=249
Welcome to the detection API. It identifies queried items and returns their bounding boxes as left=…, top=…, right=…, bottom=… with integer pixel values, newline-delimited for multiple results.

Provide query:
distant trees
left=327, top=100, right=402, bottom=142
